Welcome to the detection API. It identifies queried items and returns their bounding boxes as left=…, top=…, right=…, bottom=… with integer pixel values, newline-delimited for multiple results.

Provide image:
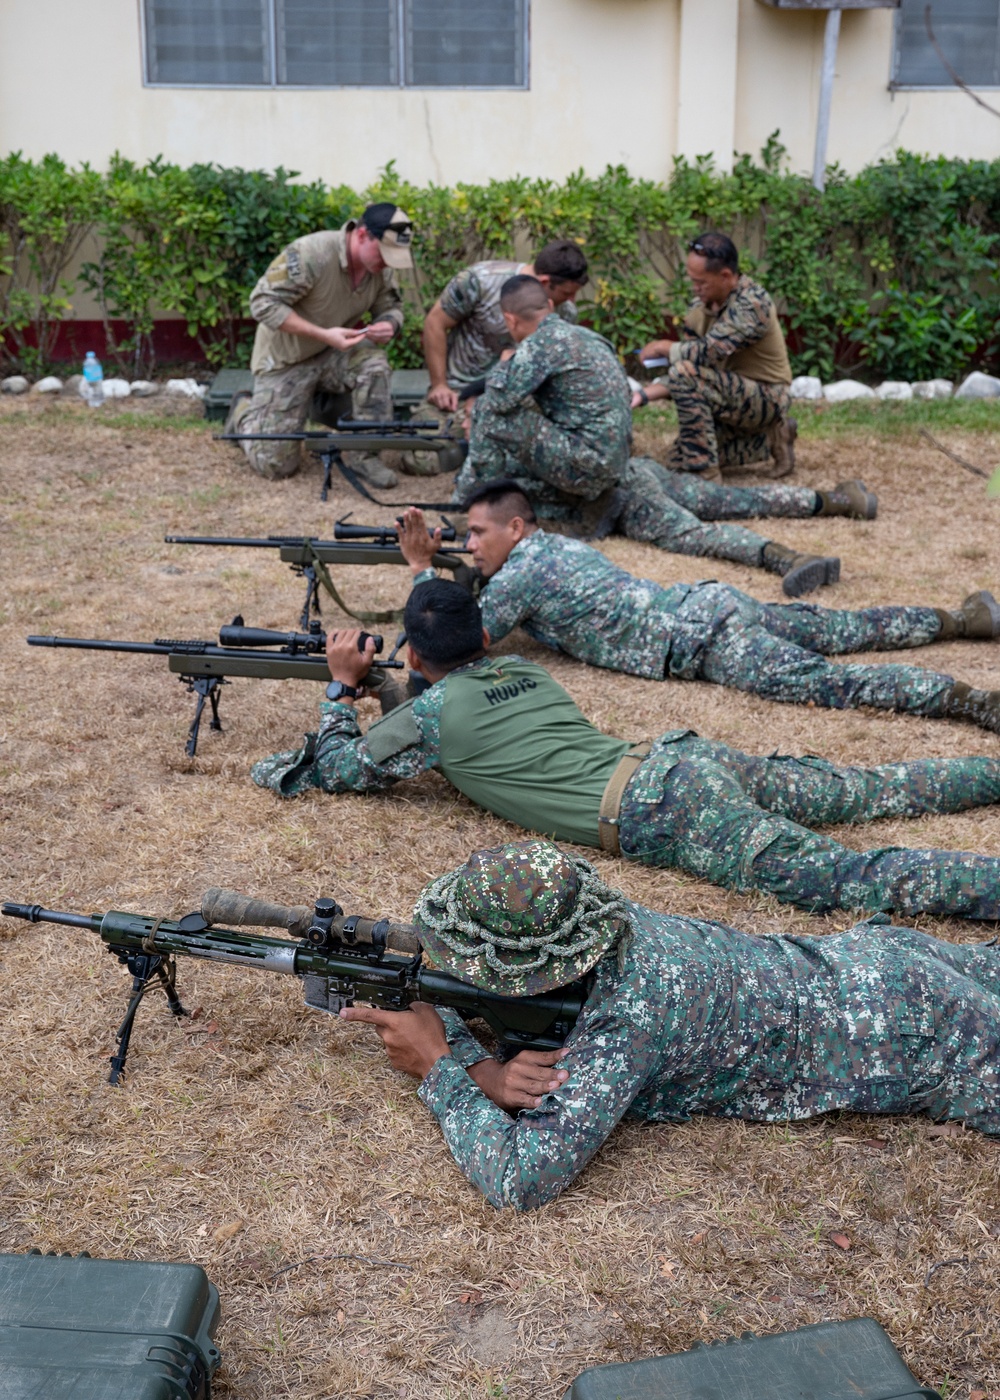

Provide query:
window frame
left=139, top=0, right=531, bottom=91
left=889, top=0, right=1000, bottom=90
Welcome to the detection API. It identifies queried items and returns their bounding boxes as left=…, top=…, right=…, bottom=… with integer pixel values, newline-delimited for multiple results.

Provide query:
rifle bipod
left=109, top=948, right=190, bottom=1084
left=180, top=674, right=227, bottom=757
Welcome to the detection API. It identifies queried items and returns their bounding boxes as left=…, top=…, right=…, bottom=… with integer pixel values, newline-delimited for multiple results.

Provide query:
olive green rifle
left=2, top=892, right=588, bottom=1085
left=217, top=420, right=467, bottom=501
left=166, top=519, right=476, bottom=628
left=26, top=622, right=403, bottom=757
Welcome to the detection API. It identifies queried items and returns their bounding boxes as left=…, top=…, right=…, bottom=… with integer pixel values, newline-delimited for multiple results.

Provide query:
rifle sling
left=303, top=542, right=404, bottom=626
left=598, top=744, right=652, bottom=855
left=326, top=449, right=458, bottom=511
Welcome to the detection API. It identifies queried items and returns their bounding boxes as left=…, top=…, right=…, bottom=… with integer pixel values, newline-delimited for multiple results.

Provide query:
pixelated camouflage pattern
left=234, top=342, right=393, bottom=478
left=477, top=531, right=948, bottom=699
left=250, top=657, right=1000, bottom=922
left=417, top=906, right=1000, bottom=1209
left=438, top=261, right=579, bottom=385
left=454, top=314, right=632, bottom=504
left=620, top=734, right=1000, bottom=919
left=414, top=840, right=630, bottom=996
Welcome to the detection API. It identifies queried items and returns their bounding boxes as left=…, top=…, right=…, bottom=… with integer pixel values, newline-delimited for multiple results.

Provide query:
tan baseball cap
left=361, top=202, right=414, bottom=269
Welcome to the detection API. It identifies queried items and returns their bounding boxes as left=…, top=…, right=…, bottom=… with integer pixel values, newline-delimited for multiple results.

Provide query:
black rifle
left=165, top=525, right=475, bottom=628
left=217, top=420, right=467, bottom=503
left=26, top=622, right=403, bottom=757
left=2, top=892, right=588, bottom=1084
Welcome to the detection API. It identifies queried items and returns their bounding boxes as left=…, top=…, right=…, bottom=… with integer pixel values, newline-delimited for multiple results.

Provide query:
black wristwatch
left=325, top=680, right=359, bottom=701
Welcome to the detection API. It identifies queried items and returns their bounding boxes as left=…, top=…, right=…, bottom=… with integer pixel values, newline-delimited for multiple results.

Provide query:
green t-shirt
left=438, top=659, right=630, bottom=847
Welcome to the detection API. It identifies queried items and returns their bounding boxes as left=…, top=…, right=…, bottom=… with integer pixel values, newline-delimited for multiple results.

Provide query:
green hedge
left=2, top=138, right=999, bottom=381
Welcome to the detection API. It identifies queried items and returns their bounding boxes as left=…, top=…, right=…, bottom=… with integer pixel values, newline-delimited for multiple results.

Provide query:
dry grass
left=1, top=395, right=998, bottom=1399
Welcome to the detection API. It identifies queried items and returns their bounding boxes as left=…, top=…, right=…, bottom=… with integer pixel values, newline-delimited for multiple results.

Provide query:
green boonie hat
left=413, top=840, right=632, bottom=997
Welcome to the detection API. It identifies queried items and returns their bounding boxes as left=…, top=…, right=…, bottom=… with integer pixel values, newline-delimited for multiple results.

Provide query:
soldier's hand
left=340, top=1002, right=450, bottom=1079
left=397, top=507, right=441, bottom=574
left=322, top=325, right=371, bottom=353
left=428, top=383, right=459, bottom=413
left=469, top=1049, right=570, bottom=1114
left=638, top=337, right=672, bottom=362
left=364, top=321, right=395, bottom=345
left=325, top=627, right=376, bottom=689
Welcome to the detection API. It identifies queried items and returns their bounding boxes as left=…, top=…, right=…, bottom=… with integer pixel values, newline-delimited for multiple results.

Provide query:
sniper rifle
left=2, top=892, right=588, bottom=1084
left=26, top=622, right=403, bottom=757
left=165, top=519, right=475, bottom=628
left=217, top=419, right=467, bottom=503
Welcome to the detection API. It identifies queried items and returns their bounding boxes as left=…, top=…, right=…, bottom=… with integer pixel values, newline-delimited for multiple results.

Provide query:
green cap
left=413, top=840, right=632, bottom=996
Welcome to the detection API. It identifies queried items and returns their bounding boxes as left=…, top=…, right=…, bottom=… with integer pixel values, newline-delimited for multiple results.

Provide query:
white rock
left=165, top=377, right=207, bottom=399
left=102, top=377, right=132, bottom=398
left=130, top=380, right=159, bottom=397
left=823, top=379, right=875, bottom=402
left=32, top=375, right=63, bottom=393
left=875, top=380, right=913, bottom=401
left=1, top=375, right=30, bottom=395
left=955, top=371, right=1000, bottom=399
left=789, top=375, right=823, bottom=401
left=912, top=379, right=954, bottom=400
left=62, top=374, right=84, bottom=396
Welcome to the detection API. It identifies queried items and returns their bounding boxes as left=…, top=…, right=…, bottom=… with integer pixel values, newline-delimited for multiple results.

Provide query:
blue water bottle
left=82, top=351, right=104, bottom=408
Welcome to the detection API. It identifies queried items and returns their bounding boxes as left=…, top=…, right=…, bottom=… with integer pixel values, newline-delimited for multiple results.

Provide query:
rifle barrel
left=28, top=635, right=191, bottom=655
left=2, top=903, right=99, bottom=930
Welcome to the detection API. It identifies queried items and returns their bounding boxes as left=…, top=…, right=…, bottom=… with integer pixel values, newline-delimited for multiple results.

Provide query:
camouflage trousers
left=458, top=395, right=628, bottom=503
left=676, top=580, right=951, bottom=711
left=400, top=394, right=462, bottom=477
left=620, top=734, right=1000, bottom=918
left=772, top=926, right=1000, bottom=1133
left=234, top=343, right=392, bottom=479
left=660, top=364, right=789, bottom=475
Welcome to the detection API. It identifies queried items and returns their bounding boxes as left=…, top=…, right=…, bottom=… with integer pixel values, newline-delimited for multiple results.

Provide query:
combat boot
left=761, top=415, right=797, bottom=478
left=761, top=541, right=840, bottom=598
left=933, top=590, right=1000, bottom=641
left=815, top=479, right=878, bottom=520
left=343, top=451, right=399, bottom=489
left=940, top=681, right=1000, bottom=733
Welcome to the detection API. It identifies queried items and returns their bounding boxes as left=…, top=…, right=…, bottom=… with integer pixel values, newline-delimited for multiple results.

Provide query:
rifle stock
left=2, top=896, right=587, bottom=1084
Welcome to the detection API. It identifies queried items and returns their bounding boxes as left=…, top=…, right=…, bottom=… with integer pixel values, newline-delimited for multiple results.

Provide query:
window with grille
left=893, top=0, right=1000, bottom=88
left=143, top=0, right=528, bottom=88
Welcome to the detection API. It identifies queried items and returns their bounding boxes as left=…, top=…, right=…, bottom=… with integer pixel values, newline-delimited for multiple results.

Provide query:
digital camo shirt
left=420, top=911, right=1000, bottom=1209
left=439, top=260, right=578, bottom=385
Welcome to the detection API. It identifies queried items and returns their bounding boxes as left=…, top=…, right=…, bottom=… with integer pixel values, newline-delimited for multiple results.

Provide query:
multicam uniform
left=653, top=274, right=792, bottom=475
left=455, top=313, right=632, bottom=504
left=420, top=909, right=1000, bottom=1208
left=457, top=529, right=953, bottom=711
left=234, top=224, right=403, bottom=478
left=250, top=655, right=1000, bottom=919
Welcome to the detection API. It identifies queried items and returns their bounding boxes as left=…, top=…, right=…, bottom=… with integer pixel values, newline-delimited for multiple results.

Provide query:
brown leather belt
left=598, top=743, right=652, bottom=855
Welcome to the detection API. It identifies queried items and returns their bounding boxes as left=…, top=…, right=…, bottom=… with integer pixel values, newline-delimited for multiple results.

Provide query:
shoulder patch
left=366, top=701, right=422, bottom=763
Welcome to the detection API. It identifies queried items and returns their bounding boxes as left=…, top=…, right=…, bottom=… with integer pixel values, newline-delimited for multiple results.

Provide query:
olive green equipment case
left=563, top=1318, right=941, bottom=1400
left=0, top=1250, right=221, bottom=1399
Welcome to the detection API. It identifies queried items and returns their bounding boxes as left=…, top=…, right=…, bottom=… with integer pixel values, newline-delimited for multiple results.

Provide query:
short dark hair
left=533, top=239, right=589, bottom=286
left=499, top=274, right=551, bottom=317
left=462, top=478, right=537, bottom=524
left=688, top=231, right=739, bottom=274
left=404, top=579, right=485, bottom=669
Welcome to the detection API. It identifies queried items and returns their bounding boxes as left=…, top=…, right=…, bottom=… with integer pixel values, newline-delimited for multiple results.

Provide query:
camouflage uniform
left=418, top=899, right=1000, bottom=1209
left=250, top=655, right=1000, bottom=920
left=441, top=529, right=953, bottom=712
left=238, top=224, right=402, bottom=479
left=653, top=275, right=792, bottom=476
left=405, top=261, right=579, bottom=475
left=454, top=314, right=632, bottom=504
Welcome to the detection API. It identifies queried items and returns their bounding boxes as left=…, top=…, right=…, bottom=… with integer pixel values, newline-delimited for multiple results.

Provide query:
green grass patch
left=636, top=396, right=1000, bottom=440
